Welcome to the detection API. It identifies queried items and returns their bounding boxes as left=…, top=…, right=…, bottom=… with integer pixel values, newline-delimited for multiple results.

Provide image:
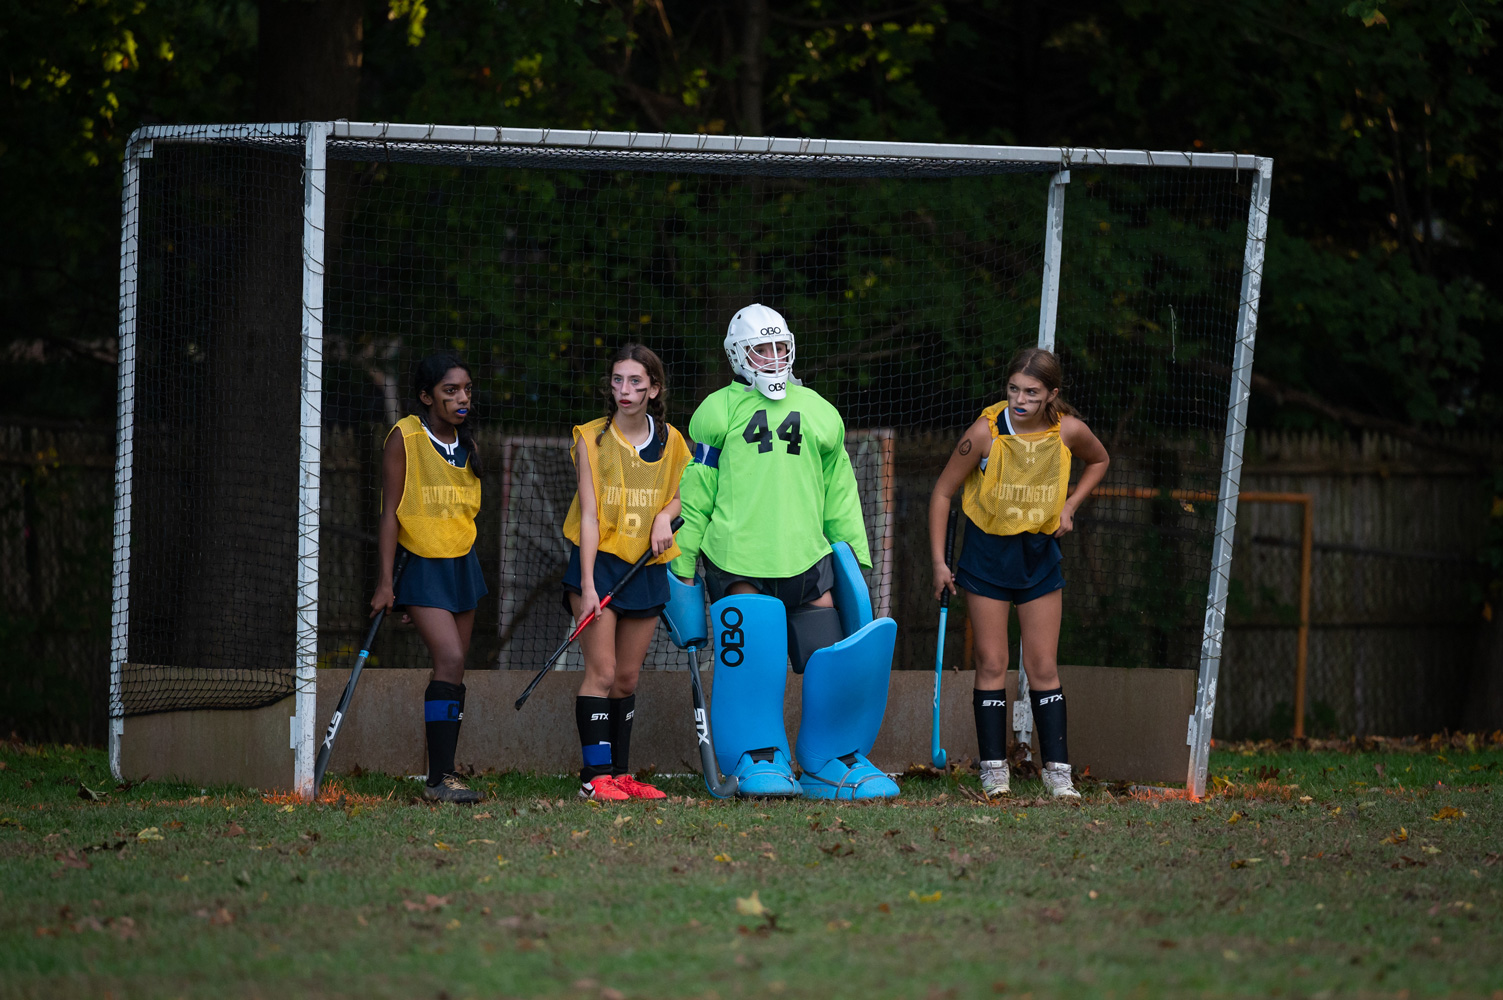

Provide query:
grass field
left=2, top=736, right=1500, bottom=1000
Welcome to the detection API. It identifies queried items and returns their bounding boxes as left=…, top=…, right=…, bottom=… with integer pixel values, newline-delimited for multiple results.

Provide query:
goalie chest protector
left=388, top=414, right=482, bottom=558
left=961, top=401, right=1071, bottom=536
left=563, top=416, right=691, bottom=565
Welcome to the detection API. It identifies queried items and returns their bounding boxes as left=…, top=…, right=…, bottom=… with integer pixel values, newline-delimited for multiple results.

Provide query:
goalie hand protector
left=725, top=303, right=796, bottom=400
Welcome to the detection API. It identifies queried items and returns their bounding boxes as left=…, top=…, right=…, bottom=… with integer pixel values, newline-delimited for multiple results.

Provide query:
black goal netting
left=117, top=127, right=1254, bottom=716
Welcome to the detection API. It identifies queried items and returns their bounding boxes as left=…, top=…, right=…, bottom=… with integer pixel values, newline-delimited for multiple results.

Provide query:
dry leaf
left=910, top=890, right=942, bottom=904
left=136, top=827, right=163, bottom=842
left=714, top=853, right=733, bottom=863
left=1430, top=807, right=1466, bottom=821
left=433, top=841, right=452, bottom=851
left=224, top=822, right=245, bottom=838
left=402, top=893, right=450, bottom=913
left=472, top=812, right=493, bottom=820
left=735, top=891, right=769, bottom=917
left=571, top=830, right=589, bottom=841
left=1380, top=827, right=1408, bottom=844
left=613, top=814, right=632, bottom=828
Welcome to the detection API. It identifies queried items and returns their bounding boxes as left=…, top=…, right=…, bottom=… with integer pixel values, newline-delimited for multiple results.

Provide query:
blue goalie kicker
left=661, top=541, right=900, bottom=800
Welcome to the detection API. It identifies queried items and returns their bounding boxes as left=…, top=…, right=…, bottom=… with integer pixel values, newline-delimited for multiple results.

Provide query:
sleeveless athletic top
left=563, top=415, right=691, bottom=565
left=386, top=414, right=482, bottom=559
left=961, top=400, right=1071, bottom=536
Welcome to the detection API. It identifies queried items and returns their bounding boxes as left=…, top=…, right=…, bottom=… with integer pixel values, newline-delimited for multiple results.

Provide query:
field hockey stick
left=313, top=550, right=410, bottom=796
left=931, top=506, right=959, bottom=769
left=681, top=641, right=739, bottom=798
left=514, top=516, right=684, bottom=711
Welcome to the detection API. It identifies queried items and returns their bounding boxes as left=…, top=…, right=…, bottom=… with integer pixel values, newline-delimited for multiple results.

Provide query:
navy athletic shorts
left=395, top=545, right=488, bottom=613
left=702, top=553, right=835, bottom=613
left=561, top=543, right=668, bottom=619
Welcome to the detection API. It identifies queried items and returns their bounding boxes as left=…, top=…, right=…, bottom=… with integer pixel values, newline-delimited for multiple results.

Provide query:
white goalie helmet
left=724, top=303, right=796, bottom=400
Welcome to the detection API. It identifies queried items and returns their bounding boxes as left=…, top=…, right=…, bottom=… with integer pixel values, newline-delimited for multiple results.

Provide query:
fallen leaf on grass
left=613, top=814, right=632, bottom=828
left=714, top=853, right=733, bottom=863
left=1380, top=827, right=1409, bottom=844
left=52, top=850, right=92, bottom=874
left=909, top=890, right=942, bottom=904
left=1229, top=858, right=1262, bottom=869
left=735, top=891, right=770, bottom=917
left=1226, top=811, right=1243, bottom=825
left=1422, top=845, right=1441, bottom=855
left=433, top=841, right=452, bottom=851
left=77, top=783, right=104, bottom=802
left=403, top=894, right=450, bottom=913
left=194, top=907, right=235, bottom=926
left=1430, top=807, right=1466, bottom=821
left=570, top=830, right=589, bottom=841
left=466, top=838, right=495, bottom=845
left=136, top=827, right=163, bottom=842
left=471, top=812, right=493, bottom=820
left=1038, top=906, right=1065, bottom=924
left=819, top=842, right=855, bottom=857
left=968, top=815, right=999, bottom=825
left=224, top=822, right=245, bottom=838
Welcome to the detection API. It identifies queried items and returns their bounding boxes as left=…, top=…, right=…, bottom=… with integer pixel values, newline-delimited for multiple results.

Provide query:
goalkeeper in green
left=663, top=304, right=900, bottom=799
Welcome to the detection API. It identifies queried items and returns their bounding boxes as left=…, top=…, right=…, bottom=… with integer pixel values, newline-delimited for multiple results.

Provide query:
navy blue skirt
left=395, top=545, right=488, bottom=613
left=955, top=514, right=1063, bottom=596
left=561, top=544, right=668, bottom=619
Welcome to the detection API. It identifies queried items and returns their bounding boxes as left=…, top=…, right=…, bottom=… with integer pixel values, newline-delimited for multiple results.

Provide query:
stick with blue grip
left=931, top=507, right=959, bottom=769
left=313, top=550, right=409, bottom=797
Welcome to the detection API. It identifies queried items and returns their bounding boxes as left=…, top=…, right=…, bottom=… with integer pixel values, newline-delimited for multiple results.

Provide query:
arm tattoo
left=957, top=438, right=972, bottom=456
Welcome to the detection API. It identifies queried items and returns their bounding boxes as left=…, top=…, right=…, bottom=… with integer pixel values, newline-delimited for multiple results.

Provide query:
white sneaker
left=979, top=760, right=1011, bottom=798
left=1042, top=761, right=1080, bottom=800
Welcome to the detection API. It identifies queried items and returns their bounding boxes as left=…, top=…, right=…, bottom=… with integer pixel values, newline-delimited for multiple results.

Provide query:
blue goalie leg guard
left=707, top=594, right=799, bottom=797
left=796, top=617, right=900, bottom=801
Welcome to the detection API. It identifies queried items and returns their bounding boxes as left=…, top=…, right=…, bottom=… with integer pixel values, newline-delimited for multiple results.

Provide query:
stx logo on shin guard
left=718, top=606, right=745, bottom=667
left=981, top=700, right=1005, bottom=708
left=1037, top=694, right=1064, bottom=706
left=591, top=712, right=610, bottom=721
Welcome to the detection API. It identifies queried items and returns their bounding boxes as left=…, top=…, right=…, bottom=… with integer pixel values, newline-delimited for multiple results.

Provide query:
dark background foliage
left=3, top=0, right=1499, bottom=432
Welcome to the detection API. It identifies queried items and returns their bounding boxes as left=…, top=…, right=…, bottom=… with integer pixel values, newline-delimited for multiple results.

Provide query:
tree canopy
left=2, top=0, right=1498, bottom=432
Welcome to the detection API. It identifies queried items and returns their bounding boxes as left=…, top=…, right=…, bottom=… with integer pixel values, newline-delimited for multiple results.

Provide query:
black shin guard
left=575, top=696, right=613, bottom=783
left=424, top=680, right=465, bottom=786
left=788, top=606, right=844, bottom=674
left=973, top=688, right=1008, bottom=762
left=609, top=694, right=636, bottom=777
left=1030, top=686, right=1068, bottom=765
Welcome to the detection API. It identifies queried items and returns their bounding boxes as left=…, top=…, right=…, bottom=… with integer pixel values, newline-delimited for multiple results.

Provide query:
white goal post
left=111, top=121, right=1269, bottom=799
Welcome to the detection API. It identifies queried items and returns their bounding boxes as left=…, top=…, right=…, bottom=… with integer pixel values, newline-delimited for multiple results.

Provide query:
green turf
left=2, top=738, right=1500, bottom=999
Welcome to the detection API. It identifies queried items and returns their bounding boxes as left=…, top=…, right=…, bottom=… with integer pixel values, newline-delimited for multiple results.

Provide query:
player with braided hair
left=561, top=343, right=690, bottom=800
left=371, top=353, right=487, bottom=804
left=928, top=347, right=1110, bottom=800
left=665, top=304, right=900, bottom=800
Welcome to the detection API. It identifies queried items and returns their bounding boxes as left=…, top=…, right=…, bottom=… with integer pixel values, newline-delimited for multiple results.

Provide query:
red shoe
left=614, top=774, right=668, bottom=799
left=580, top=775, right=630, bottom=801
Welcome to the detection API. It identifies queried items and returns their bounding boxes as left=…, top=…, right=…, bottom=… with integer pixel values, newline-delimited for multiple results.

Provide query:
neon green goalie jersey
left=671, top=382, right=871, bottom=580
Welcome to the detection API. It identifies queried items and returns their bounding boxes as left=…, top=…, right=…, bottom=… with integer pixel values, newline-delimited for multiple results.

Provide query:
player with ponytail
left=560, top=343, right=690, bottom=800
left=371, top=352, right=487, bottom=803
left=927, top=347, right=1110, bottom=800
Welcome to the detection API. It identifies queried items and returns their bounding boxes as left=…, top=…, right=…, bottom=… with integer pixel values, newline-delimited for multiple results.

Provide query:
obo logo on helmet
left=718, top=606, right=745, bottom=667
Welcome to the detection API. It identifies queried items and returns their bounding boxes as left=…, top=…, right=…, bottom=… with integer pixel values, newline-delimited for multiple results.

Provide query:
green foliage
left=3, top=0, right=1502, bottom=432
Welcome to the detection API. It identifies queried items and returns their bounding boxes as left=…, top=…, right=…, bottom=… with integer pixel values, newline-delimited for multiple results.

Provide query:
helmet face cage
left=724, top=304, right=796, bottom=399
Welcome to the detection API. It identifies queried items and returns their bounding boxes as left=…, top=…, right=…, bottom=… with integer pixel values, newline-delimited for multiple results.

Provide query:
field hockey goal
left=111, top=122, right=1268, bottom=797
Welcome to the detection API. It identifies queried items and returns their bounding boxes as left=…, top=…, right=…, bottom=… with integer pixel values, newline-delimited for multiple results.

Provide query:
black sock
left=576, top=696, right=613, bottom=783
left=424, top=681, right=465, bottom=786
left=1030, top=686, right=1068, bottom=765
left=973, top=688, right=1008, bottom=762
left=609, top=694, right=636, bottom=777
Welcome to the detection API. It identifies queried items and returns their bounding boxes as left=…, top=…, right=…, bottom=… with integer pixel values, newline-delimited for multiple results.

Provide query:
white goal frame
left=111, top=121, right=1270, bottom=799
